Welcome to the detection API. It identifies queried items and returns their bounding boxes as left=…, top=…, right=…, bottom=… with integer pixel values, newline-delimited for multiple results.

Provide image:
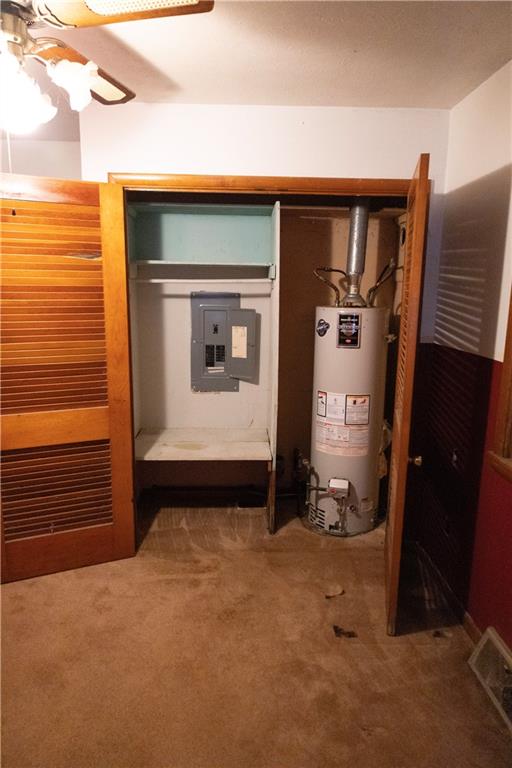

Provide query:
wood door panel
left=1, top=247, right=102, bottom=257
left=385, top=154, right=430, bottom=635
left=0, top=180, right=135, bottom=581
left=0, top=174, right=101, bottom=205
left=1, top=407, right=110, bottom=451
left=2, top=526, right=116, bottom=582
left=1, top=215, right=100, bottom=227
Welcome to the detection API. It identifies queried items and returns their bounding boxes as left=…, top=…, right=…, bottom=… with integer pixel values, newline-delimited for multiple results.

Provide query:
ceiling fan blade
left=33, top=0, right=214, bottom=28
left=34, top=44, right=135, bottom=104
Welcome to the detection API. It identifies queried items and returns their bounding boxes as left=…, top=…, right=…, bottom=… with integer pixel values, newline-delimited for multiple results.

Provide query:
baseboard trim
left=463, top=611, right=483, bottom=644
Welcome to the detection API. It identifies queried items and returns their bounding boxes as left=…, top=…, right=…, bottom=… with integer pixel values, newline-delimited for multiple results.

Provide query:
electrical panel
left=191, top=292, right=258, bottom=392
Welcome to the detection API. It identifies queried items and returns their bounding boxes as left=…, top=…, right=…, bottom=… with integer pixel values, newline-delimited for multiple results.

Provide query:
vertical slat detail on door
left=0, top=178, right=135, bottom=581
left=99, top=183, right=135, bottom=558
left=384, top=154, right=430, bottom=635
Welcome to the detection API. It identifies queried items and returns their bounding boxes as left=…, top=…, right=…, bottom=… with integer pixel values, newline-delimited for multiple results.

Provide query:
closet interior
left=124, top=190, right=407, bottom=532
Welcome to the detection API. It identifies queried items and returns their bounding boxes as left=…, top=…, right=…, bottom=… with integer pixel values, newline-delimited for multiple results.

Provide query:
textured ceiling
left=10, top=1, right=512, bottom=140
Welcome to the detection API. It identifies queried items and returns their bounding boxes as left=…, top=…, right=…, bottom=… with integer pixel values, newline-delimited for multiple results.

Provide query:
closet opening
left=123, top=190, right=407, bottom=548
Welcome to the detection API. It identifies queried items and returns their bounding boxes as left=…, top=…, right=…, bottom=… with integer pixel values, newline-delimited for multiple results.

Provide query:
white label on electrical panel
left=232, top=326, right=247, bottom=359
left=345, top=394, right=370, bottom=425
left=315, top=390, right=370, bottom=455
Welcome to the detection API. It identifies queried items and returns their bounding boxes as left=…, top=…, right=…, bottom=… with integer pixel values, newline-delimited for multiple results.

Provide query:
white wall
left=0, top=140, right=82, bottom=179
left=435, top=62, right=512, bottom=361
left=134, top=280, right=273, bottom=432
left=80, top=102, right=449, bottom=340
left=445, top=63, right=512, bottom=192
left=80, top=103, right=449, bottom=182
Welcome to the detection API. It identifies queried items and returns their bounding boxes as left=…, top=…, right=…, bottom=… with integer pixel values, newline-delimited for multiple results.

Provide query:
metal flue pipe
left=342, top=199, right=369, bottom=307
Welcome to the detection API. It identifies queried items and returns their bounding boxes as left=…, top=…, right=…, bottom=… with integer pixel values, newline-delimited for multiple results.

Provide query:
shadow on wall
left=434, top=165, right=512, bottom=357
left=277, top=215, right=333, bottom=489
left=52, top=26, right=180, bottom=100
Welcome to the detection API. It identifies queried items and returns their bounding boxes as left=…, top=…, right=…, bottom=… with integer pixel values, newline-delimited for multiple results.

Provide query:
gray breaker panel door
left=191, top=292, right=258, bottom=392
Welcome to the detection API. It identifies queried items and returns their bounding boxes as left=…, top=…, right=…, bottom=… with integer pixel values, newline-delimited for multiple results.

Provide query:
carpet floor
left=2, top=498, right=510, bottom=768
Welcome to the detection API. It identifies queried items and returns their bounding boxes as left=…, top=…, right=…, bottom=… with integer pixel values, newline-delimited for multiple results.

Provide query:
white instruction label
left=232, top=326, right=247, bottom=359
left=315, top=391, right=371, bottom=455
left=326, top=392, right=346, bottom=421
left=345, top=394, right=370, bottom=425
left=316, top=423, right=369, bottom=456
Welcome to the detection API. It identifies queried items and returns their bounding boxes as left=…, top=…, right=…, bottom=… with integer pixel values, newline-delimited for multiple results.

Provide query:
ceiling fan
left=0, top=0, right=214, bottom=133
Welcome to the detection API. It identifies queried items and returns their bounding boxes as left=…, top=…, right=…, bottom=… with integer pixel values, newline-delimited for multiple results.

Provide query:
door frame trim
left=108, top=172, right=411, bottom=198
left=0, top=173, right=100, bottom=205
left=108, top=171, right=417, bottom=540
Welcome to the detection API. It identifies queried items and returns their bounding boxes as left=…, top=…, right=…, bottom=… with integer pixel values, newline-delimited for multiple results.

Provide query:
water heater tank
left=308, top=306, right=389, bottom=536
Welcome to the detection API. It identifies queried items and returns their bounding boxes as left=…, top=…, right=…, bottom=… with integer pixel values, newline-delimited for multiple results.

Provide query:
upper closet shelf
left=135, top=260, right=273, bottom=267
left=127, top=203, right=276, bottom=267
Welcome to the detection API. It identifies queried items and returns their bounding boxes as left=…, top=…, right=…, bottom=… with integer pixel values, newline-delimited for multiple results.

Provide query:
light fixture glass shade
left=0, top=51, right=57, bottom=134
left=85, top=0, right=198, bottom=14
left=47, top=59, right=98, bottom=111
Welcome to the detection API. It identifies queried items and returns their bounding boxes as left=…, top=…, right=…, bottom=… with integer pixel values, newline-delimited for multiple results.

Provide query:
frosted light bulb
left=0, top=51, right=57, bottom=135
left=47, top=59, right=97, bottom=112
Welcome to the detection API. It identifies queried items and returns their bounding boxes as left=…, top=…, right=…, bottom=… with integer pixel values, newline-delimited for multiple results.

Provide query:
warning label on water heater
left=315, top=390, right=370, bottom=456
left=345, top=394, right=370, bottom=425
left=316, top=391, right=327, bottom=417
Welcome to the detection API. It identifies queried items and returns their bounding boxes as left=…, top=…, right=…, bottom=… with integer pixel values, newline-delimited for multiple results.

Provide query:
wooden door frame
left=0, top=173, right=100, bottom=205
left=0, top=168, right=428, bottom=582
left=108, top=172, right=411, bottom=198
left=3, top=170, right=413, bottom=203
left=108, top=171, right=419, bottom=530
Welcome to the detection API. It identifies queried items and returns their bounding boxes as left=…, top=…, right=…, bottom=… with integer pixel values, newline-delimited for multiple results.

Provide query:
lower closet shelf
left=135, top=428, right=272, bottom=462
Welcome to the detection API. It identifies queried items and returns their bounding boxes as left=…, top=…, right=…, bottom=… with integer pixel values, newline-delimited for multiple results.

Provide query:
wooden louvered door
left=0, top=175, right=134, bottom=582
left=385, top=154, right=430, bottom=635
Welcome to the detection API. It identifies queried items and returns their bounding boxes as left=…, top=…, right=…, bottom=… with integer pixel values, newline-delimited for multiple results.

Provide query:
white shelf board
left=134, top=278, right=272, bottom=285
left=135, top=427, right=271, bottom=462
left=135, top=260, right=273, bottom=266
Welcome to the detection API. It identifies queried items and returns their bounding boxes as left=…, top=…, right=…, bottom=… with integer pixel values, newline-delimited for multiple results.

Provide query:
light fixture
left=0, top=0, right=213, bottom=136
left=0, top=49, right=57, bottom=135
left=84, top=0, right=199, bottom=14
left=0, top=9, right=98, bottom=135
left=47, top=59, right=98, bottom=112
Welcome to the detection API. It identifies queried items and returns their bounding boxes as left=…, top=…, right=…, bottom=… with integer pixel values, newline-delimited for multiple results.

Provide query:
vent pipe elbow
left=342, top=199, right=369, bottom=307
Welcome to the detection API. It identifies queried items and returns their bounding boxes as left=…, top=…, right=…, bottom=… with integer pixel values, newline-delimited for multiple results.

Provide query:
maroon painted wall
left=468, top=362, right=512, bottom=647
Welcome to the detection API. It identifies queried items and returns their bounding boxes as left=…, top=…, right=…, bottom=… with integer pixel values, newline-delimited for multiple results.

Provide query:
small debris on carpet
left=325, top=588, right=345, bottom=599
left=333, top=625, right=357, bottom=638
left=432, top=629, right=451, bottom=638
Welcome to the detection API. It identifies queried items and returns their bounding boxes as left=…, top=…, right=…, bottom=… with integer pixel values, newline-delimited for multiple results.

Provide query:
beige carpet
left=2, top=499, right=510, bottom=768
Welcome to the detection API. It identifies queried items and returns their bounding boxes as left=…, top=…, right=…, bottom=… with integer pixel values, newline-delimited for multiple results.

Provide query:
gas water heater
left=306, top=201, right=392, bottom=536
